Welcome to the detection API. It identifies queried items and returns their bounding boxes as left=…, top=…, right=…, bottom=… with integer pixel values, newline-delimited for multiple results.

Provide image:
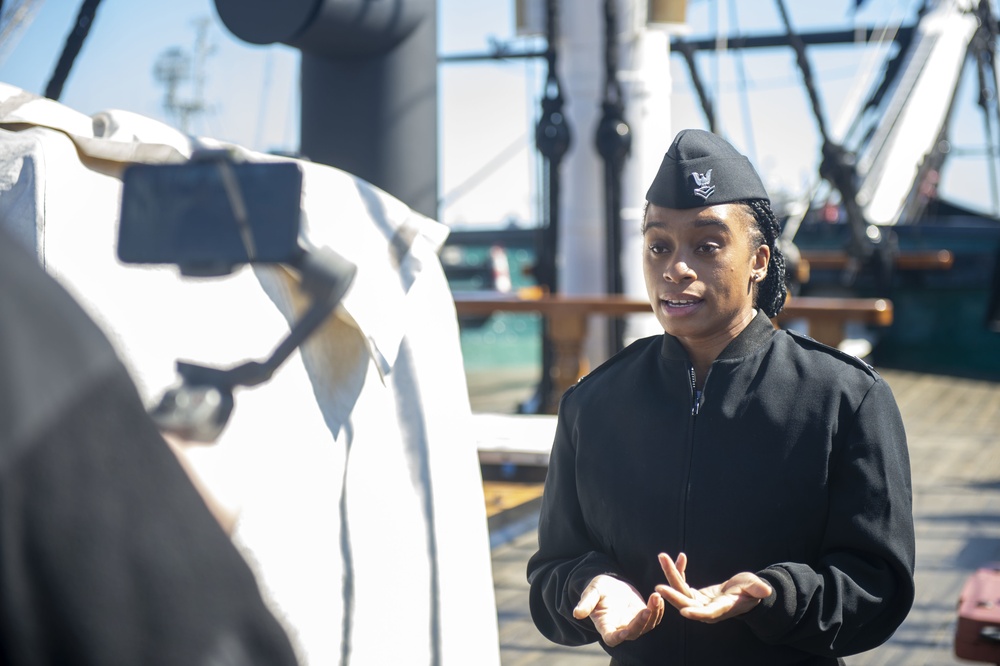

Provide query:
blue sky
left=0, top=0, right=540, bottom=226
left=1, top=0, right=301, bottom=150
left=0, top=0, right=993, bottom=225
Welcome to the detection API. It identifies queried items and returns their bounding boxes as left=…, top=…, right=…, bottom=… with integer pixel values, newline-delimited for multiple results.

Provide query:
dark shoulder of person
left=0, top=229, right=300, bottom=666
left=780, top=328, right=881, bottom=381
left=0, top=231, right=122, bottom=458
left=560, top=334, right=663, bottom=408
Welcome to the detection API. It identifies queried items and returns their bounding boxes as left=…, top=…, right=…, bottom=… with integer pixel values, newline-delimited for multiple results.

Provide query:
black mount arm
left=151, top=246, right=355, bottom=441
left=151, top=246, right=356, bottom=442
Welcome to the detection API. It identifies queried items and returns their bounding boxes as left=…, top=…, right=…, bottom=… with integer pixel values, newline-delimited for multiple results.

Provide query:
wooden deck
left=480, top=368, right=1000, bottom=665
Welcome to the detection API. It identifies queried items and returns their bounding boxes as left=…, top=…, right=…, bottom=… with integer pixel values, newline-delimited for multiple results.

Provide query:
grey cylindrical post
left=214, top=0, right=438, bottom=219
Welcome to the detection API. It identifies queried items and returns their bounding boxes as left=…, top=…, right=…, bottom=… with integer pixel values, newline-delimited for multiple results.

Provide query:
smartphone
left=117, top=159, right=304, bottom=275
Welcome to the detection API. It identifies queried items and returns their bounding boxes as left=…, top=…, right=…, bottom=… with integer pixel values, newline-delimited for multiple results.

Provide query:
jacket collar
left=659, top=309, right=776, bottom=362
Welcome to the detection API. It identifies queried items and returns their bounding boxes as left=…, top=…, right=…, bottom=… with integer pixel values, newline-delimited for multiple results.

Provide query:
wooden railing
left=800, top=249, right=954, bottom=271
left=453, top=292, right=892, bottom=413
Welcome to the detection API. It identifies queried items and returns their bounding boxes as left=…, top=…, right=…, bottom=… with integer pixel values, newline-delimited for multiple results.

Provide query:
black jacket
left=527, top=311, right=915, bottom=666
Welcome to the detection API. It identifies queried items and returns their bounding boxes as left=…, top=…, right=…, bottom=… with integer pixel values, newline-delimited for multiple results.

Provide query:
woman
left=526, top=129, right=915, bottom=665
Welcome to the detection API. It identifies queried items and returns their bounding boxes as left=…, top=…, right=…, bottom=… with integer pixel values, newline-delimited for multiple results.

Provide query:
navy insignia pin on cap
left=646, top=129, right=769, bottom=209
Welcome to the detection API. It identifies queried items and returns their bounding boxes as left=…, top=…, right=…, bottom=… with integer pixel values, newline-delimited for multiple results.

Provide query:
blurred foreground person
left=527, top=130, right=915, bottom=665
left=0, top=227, right=298, bottom=666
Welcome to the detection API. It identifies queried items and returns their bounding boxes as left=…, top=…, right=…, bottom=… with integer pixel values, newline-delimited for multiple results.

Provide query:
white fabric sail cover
left=0, top=82, right=500, bottom=666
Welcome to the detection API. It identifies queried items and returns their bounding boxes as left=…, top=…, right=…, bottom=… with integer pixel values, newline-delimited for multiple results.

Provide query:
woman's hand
left=574, top=574, right=664, bottom=646
left=655, top=552, right=772, bottom=623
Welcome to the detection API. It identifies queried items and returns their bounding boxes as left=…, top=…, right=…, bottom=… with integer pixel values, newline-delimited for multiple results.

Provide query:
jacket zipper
left=682, top=364, right=702, bottom=665
left=689, top=365, right=706, bottom=416
left=680, top=365, right=699, bottom=550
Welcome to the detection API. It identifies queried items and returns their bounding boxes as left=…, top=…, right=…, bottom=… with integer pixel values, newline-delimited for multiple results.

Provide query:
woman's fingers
left=658, top=553, right=695, bottom=598
left=655, top=582, right=698, bottom=609
left=605, top=591, right=665, bottom=646
left=676, top=552, right=688, bottom=578
left=573, top=581, right=601, bottom=619
left=645, top=592, right=665, bottom=632
left=607, top=607, right=650, bottom=646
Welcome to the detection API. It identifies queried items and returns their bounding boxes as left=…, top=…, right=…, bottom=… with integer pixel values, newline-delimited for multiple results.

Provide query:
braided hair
left=739, top=198, right=786, bottom=318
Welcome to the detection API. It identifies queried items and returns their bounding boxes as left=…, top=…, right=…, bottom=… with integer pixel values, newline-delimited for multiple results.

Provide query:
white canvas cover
left=0, top=83, right=500, bottom=666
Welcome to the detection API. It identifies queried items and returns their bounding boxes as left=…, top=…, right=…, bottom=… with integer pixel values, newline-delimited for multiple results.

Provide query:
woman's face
left=642, top=202, right=770, bottom=346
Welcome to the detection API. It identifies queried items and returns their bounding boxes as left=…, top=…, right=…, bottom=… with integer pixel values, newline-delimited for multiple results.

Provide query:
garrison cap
left=646, top=129, right=769, bottom=209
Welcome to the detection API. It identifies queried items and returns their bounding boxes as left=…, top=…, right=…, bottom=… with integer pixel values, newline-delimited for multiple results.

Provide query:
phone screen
left=117, top=160, right=303, bottom=271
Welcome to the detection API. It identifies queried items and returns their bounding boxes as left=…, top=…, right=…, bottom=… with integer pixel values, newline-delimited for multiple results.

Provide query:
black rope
left=774, top=0, right=828, bottom=140
left=535, top=0, right=571, bottom=295
left=45, top=0, right=103, bottom=101
left=674, top=40, right=717, bottom=133
left=973, top=0, right=1000, bottom=216
left=527, top=0, right=571, bottom=414
left=775, top=0, right=894, bottom=290
left=595, top=0, right=631, bottom=356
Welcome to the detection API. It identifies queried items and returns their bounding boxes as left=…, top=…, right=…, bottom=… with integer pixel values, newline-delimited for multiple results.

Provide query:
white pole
left=621, top=4, right=675, bottom=342
left=555, top=0, right=680, bottom=362
left=558, top=0, right=608, bottom=362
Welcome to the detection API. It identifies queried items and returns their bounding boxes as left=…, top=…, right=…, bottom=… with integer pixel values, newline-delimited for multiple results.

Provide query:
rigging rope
left=728, top=0, right=758, bottom=166
left=973, top=0, right=1000, bottom=216
left=774, top=0, right=829, bottom=140
left=534, top=0, right=571, bottom=296
left=674, top=40, right=718, bottom=134
left=45, top=0, right=103, bottom=101
left=774, top=0, right=896, bottom=291
left=595, top=0, right=631, bottom=355
left=530, top=0, right=571, bottom=413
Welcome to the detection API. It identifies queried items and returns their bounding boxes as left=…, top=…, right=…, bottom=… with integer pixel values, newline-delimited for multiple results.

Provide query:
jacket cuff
left=739, top=567, right=796, bottom=643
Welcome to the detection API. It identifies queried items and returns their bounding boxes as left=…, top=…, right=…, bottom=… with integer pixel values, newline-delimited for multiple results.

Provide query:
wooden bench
left=453, top=292, right=893, bottom=413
